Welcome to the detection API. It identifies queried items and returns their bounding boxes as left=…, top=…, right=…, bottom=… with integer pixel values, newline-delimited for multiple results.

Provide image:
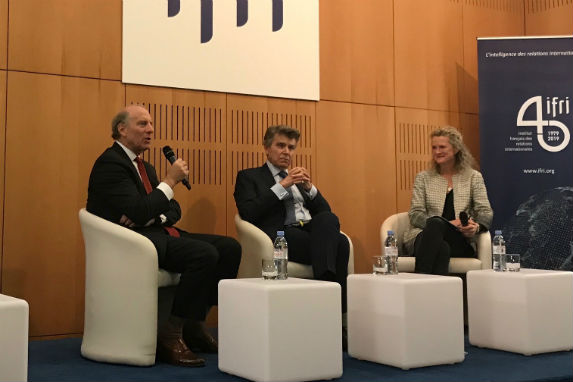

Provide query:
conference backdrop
left=123, top=0, right=319, bottom=100
left=478, top=36, right=573, bottom=270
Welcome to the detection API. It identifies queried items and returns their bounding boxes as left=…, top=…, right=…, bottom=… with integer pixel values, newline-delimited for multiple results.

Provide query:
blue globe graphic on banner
left=503, top=187, right=573, bottom=271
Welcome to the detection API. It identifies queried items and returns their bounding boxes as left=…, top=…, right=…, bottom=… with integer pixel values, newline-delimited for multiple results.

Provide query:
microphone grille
left=162, top=145, right=174, bottom=156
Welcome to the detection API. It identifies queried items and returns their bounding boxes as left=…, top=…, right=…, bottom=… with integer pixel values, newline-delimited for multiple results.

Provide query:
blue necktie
left=278, top=171, right=297, bottom=226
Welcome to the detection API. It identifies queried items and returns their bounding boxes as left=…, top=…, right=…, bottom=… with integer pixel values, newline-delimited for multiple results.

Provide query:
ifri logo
left=517, top=95, right=571, bottom=153
left=167, top=0, right=284, bottom=43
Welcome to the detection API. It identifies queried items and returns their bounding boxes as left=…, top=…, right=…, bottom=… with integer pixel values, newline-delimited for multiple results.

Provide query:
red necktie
left=135, top=157, right=180, bottom=237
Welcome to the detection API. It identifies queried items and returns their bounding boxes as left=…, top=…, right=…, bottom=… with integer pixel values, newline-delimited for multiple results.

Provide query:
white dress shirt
left=267, top=161, right=317, bottom=223
left=116, top=141, right=173, bottom=225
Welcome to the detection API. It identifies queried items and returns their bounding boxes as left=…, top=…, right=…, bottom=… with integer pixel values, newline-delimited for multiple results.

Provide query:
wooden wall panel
left=460, top=113, right=481, bottom=167
left=126, top=86, right=228, bottom=236
left=3, top=72, right=124, bottom=336
left=395, top=0, right=463, bottom=111
left=0, top=70, right=6, bottom=288
left=8, top=0, right=121, bottom=79
left=395, top=108, right=477, bottom=212
left=316, top=101, right=395, bottom=274
left=0, top=0, right=7, bottom=69
left=226, top=95, right=316, bottom=235
left=525, top=0, right=573, bottom=35
left=320, top=0, right=394, bottom=105
left=461, top=0, right=524, bottom=114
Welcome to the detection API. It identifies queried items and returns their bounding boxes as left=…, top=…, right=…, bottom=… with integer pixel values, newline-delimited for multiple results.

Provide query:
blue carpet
left=28, top=336, right=572, bottom=382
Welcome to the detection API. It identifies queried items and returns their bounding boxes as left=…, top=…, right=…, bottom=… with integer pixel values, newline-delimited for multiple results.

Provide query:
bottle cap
left=494, top=230, right=502, bottom=235
left=387, top=230, right=394, bottom=235
left=277, top=231, right=285, bottom=236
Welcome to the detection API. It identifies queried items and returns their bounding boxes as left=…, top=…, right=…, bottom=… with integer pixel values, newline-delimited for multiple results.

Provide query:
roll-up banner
left=478, top=36, right=573, bottom=270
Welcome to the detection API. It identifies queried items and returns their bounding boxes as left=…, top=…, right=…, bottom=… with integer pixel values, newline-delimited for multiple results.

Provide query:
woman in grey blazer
left=404, top=126, right=493, bottom=275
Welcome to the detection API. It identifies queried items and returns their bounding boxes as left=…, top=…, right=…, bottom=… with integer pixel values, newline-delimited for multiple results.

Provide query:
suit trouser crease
left=284, top=211, right=349, bottom=312
left=160, top=231, right=241, bottom=321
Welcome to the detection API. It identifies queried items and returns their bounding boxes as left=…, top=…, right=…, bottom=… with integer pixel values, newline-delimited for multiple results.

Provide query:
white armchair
left=380, top=212, right=492, bottom=274
left=79, top=208, right=180, bottom=366
left=234, top=214, right=354, bottom=278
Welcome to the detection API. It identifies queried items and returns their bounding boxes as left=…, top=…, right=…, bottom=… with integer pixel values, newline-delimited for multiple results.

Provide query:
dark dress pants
left=284, top=211, right=350, bottom=313
left=413, top=216, right=475, bottom=275
left=159, top=231, right=241, bottom=321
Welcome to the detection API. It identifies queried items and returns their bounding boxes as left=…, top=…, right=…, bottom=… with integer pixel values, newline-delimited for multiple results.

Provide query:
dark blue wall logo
left=167, top=0, right=284, bottom=43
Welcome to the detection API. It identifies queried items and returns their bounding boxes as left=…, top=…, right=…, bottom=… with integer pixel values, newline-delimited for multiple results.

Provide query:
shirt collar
left=266, top=161, right=287, bottom=177
left=116, top=141, right=138, bottom=162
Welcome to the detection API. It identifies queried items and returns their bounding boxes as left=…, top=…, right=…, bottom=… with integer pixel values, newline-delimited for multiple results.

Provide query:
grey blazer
left=403, top=168, right=493, bottom=256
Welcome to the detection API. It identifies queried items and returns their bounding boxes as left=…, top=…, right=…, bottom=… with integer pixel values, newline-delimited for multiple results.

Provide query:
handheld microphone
left=162, top=146, right=191, bottom=190
left=459, top=211, right=469, bottom=226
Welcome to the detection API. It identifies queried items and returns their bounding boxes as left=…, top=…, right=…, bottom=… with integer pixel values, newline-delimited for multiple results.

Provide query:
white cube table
left=0, top=294, right=29, bottom=382
left=218, top=278, right=342, bottom=382
left=467, top=269, right=573, bottom=355
left=347, top=273, right=464, bottom=369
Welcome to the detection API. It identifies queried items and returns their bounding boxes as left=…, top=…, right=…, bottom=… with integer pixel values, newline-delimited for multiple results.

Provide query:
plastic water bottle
left=492, top=230, right=506, bottom=272
left=384, top=230, right=399, bottom=274
left=273, top=231, right=288, bottom=280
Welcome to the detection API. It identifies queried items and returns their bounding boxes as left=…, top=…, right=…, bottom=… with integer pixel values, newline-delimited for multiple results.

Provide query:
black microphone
left=162, top=146, right=191, bottom=190
left=459, top=211, right=469, bottom=226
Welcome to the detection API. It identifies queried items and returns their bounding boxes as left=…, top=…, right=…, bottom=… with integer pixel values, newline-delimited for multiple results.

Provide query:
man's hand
left=279, top=167, right=312, bottom=191
left=119, top=214, right=135, bottom=228
left=163, top=158, right=189, bottom=189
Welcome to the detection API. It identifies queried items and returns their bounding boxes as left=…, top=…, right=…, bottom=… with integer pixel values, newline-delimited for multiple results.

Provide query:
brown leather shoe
left=183, top=321, right=218, bottom=353
left=156, top=337, right=205, bottom=367
left=157, top=315, right=205, bottom=367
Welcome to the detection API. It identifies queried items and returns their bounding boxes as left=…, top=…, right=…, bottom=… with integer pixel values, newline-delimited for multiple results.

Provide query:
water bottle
left=273, top=231, right=288, bottom=280
left=492, top=230, right=506, bottom=272
left=384, top=230, right=399, bottom=274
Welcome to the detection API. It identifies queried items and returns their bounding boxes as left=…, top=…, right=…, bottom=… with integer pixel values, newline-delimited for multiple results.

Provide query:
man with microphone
left=87, top=105, right=241, bottom=367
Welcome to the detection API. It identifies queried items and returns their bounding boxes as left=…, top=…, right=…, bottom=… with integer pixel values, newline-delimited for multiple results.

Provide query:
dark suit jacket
left=87, top=142, right=181, bottom=261
left=234, top=163, right=331, bottom=239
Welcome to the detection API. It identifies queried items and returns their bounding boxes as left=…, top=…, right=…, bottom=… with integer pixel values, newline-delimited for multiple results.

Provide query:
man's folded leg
left=159, top=235, right=221, bottom=362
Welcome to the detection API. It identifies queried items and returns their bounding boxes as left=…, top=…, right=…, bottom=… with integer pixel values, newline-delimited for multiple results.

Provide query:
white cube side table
left=218, top=278, right=342, bottom=382
left=347, top=273, right=464, bottom=370
left=0, top=294, right=29, bottom=382
left=467, top=268, right=573, bottom=355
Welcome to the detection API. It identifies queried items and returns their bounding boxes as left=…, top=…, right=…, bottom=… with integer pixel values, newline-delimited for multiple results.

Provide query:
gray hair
left=263, top=125, right=300, bottom=148
left=430, top=125, right=475, bottom=172
left=111, top=110, right=129, bottom=140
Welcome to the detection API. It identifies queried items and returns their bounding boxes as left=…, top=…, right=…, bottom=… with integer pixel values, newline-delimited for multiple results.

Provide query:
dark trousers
left=159, top=231, right=241, bottom=321
left=284, top=211, right=350, bottom=313
left=414, top=216, right=474, bottom=275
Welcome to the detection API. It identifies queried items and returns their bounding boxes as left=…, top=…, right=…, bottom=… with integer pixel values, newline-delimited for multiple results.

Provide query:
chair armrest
left=235, top=214, right=274, bottom=278
left=341, top=231, right=354, bottom=275
left=80, top=209, right=159, bottom=299
left=476, top=230, right=492, bottom=269
left=381, top=212, right=410, bottom=256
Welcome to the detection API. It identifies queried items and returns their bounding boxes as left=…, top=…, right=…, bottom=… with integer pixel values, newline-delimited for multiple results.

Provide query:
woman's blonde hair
left=430, top=126, right=475, bottom=173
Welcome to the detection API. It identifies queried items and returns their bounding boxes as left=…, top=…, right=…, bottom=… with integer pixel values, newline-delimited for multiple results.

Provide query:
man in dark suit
left=87, top=105, right=241, bottom=367
left=233, top=125, right=349, bottom=348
